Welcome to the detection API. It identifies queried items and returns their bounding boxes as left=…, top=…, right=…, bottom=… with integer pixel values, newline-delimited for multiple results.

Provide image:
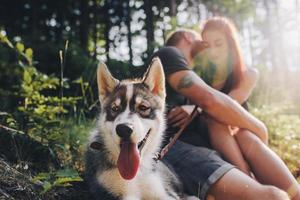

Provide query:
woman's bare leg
left=207, top=168, right=289, bottom=200
left=235, top=129, right=300, bottom=200
left=208, top=120, right=252, bottom=176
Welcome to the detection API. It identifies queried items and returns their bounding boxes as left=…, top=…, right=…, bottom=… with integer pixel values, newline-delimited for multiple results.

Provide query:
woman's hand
left=167, top=105, right=200, bottom=128
left=228, top=67, right=259, bottom=104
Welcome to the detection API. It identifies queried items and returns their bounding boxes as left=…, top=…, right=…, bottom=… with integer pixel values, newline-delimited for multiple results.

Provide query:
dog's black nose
left=116, top=124, right=133, bottom=139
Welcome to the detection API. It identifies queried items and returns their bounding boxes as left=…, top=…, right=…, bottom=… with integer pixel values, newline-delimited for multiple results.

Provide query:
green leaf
left=0, top=32, right=6, bottom=42
left=16, top=42, right=25, bottom=53
left=54, top=177, right=83, bottom=186
left=41, top=181, right=53, bottom=194
left=72, top=77, right=83, bottom=84
left=0, top=32, right=13, bottom=48
left=32, top=172, right=50, bottom=182
left=25, top=48, right=33, bottom=64
left=56, top=168, right=80, bottom=178
left=6, top=117, right=16, bottom=124
left=34, top=105, right=46, bottom=114
left=23, top=70, right=32, bottom=84
left=25, top=48, right=33, bottom=58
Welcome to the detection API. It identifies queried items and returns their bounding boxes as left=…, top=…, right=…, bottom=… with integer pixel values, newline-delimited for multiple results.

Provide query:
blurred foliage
left=250, top=104, right=300, bottom=177
left=0, top=0, right=256, bottom=66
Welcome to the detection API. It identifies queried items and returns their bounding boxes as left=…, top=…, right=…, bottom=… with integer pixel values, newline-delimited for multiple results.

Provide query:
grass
left=250, top=103, right=300, bottom=182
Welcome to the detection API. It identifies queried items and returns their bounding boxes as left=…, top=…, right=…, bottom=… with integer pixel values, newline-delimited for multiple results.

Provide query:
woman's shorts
left=162, top=140, right=235, bottom=200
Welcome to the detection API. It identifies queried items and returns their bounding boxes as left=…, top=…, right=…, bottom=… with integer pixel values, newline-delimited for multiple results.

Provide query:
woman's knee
left=238, top=128, right=268, bottom=144
left=236, top=130, right=267, bottom=158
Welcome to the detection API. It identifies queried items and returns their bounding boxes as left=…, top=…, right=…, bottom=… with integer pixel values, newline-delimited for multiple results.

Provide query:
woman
left=168, top=17, right=300, bottom=200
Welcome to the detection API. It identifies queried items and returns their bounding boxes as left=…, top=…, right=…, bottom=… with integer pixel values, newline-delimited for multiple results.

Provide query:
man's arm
left=167, top=69, right=267, bottom=138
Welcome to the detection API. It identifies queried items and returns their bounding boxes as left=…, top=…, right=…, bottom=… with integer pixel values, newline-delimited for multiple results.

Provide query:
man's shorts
left=162, top=140, right=235, bottom=200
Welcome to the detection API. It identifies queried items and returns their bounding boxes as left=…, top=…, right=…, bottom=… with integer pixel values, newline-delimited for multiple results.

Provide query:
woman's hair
left=201, top=17, right=246, bottom=87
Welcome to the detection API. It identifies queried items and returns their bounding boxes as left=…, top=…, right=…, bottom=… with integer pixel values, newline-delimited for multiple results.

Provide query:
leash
left=154, top=105, right=199, bottom=161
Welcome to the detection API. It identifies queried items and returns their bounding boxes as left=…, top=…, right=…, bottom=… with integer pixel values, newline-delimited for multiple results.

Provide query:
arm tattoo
left=176, top=75, right=194, bottom=90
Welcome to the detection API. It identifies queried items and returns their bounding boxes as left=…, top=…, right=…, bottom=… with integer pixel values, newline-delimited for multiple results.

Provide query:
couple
left=151, top=17, right=300, bottom=200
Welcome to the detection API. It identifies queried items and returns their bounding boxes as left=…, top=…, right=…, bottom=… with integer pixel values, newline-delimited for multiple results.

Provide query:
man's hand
left=168, top=105, right=202, bottom=128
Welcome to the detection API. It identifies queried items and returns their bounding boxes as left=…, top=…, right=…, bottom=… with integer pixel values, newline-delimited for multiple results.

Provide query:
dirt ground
left=0, top=159, right=92, bottom=200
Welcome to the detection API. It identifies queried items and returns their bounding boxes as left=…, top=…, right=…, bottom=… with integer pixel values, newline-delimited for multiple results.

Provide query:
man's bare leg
left=206, top=168, right=289, bottom=200
left=235, top=130, right=300, bottom=200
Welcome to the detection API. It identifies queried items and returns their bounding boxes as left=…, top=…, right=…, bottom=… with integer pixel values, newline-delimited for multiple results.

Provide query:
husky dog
left=85, top=58, right=185, bottom=200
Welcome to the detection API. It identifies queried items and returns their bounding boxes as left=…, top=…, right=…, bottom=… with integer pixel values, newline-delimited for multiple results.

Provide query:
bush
left=0, top=33, right=92, bottom=194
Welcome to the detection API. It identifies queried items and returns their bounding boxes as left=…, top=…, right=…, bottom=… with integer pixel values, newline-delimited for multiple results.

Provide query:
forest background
left=0, top=0, right=299, bottom=199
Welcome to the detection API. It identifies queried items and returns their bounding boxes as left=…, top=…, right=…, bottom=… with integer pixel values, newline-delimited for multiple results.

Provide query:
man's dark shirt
left=151, top=46, right=211, bottom=148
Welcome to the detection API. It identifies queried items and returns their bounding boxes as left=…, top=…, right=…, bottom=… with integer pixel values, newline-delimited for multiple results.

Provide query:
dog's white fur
left=86, top=58, right=185, bottom=199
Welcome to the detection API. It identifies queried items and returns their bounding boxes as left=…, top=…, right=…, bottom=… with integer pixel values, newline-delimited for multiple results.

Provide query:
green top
left=193, top=51, right=233, bottom=90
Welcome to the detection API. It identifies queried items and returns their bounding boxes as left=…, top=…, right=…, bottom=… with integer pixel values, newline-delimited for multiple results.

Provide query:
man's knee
left=260, top=186, right=290, bottom=200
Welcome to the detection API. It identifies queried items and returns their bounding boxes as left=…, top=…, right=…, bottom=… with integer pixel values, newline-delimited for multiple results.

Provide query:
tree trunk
left=144, top=0, right=155, bottom=59
left=55, top=1, right=64, bottom=43
left=169, top=0, right=177, bottom=30
left=79, top=0, right=89, bottom=52
left=125, top=0, right=133, bottom=65
left=92, top=0, right=98, bottom=60
left=104, top=2, right=110, bottom=62
left=31, top=0, right=38, bottom=43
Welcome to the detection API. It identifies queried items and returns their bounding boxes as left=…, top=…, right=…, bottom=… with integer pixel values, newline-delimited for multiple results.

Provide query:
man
left=151, top=29, right=290, bottom=200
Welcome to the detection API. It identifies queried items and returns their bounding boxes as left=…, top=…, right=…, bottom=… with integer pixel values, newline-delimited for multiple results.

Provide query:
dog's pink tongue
left=117, top=141, right=140, bottom=180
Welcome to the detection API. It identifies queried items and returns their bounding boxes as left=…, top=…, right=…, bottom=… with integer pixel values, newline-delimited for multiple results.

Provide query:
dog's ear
left=142, top=57, right=166, bottom=99
left=97, top=62, right=119, bottom=103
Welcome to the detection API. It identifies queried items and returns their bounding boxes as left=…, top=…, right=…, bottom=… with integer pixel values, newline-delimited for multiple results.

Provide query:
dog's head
left=95, top=57, right=166, bottom=180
